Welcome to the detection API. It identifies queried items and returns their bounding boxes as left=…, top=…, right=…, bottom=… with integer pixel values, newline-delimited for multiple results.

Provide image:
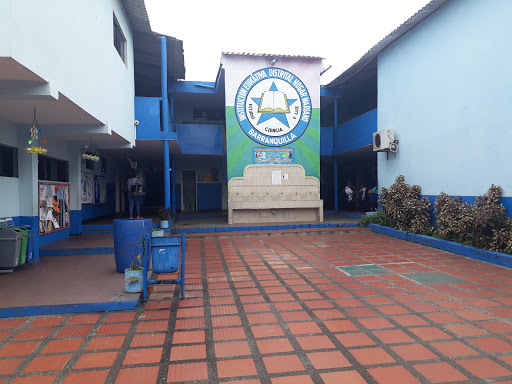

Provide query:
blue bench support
left=143, top=233, right=186, bottom=301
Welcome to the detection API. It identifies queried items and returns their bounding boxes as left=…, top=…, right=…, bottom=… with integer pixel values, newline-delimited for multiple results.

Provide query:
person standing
left=344, top=182, right=354, bottom=211
left=358, top=185, right=368, bottom=211
left=126, top=173, right=144, bottom=219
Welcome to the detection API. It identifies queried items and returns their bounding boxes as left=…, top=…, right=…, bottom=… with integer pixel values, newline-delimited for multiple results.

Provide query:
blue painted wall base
left=0, top=298, right=140, bottom=318
left=369, top=224, right=512, bottom=269
left=172, top=221, right=360, bottom=234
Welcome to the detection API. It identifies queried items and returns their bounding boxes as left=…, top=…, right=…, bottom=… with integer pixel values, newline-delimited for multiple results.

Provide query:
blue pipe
left=170, top=95, right=176, bottom=215
left=333, top=98, right=339, bottom=211
left=334, top=158, right=338, bottom=211
left=170, top=95, right=175, bottom=132
left=172, top=155, right=176, bottom=215
left=161, top=36, right=171, bottom=210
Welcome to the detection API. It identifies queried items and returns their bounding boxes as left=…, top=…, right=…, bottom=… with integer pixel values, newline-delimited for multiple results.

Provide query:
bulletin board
left=38, top=182, right=70, bottom=234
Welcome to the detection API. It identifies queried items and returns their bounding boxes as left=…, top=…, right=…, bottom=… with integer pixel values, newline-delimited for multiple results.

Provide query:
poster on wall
left=38, top=182, right=70, bottom=234
left=197, top=169, right=219, bottom=183
left=222, top=54, right=322, bottom=182
left=81, top=172, right=94, bottom=204
left=253, top=148, right=294, bottom=165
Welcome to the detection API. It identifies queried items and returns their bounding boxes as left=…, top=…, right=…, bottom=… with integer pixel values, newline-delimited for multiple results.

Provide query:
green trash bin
left=12, top=226, right=28, bottom=266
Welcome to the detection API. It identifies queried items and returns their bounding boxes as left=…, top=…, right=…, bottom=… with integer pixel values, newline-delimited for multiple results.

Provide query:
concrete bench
left=228, top=164, right=323, bottom=224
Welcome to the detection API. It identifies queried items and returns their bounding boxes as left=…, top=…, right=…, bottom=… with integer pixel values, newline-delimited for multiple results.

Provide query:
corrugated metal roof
left=121, top=0, right=186, bottom=93
left=223, top=52, right=324, bottom=60
left=121, top=0, right=153, bottom=34
left=327, top=0, right=450, bottom=87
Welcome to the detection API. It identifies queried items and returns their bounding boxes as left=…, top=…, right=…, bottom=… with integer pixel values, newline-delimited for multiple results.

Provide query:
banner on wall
left=97, top=176, right=107, bottom=204
left=81, top=172, right=94, bottom=204
left=253, top=148, right=294, bottom=165
left=81, top=173, right=107, bottom=204
left=38, top=182, right=70, bottom=234
left=94, top=176, right=107, bottom=204
left=223, top=54, right=322, bottom=182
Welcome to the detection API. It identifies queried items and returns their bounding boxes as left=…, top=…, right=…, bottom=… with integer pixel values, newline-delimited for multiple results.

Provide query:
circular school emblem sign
left=235, top=68, right=311, bottom=147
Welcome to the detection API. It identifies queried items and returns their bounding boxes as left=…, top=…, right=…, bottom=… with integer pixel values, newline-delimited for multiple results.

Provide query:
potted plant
left=124, top=236, right=145, bottom=293
left=152, top=227, right=164, bottom=237
left=159, top=207, right=172, bottom=229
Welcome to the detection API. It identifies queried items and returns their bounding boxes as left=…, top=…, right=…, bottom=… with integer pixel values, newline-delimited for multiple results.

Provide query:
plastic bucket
left=113, top=218, right=152, bottom=273
left=124, top=268, right=144, bottom=293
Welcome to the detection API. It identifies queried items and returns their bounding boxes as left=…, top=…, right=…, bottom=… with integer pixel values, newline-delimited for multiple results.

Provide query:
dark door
left=182, top=170, right=197, bottom=212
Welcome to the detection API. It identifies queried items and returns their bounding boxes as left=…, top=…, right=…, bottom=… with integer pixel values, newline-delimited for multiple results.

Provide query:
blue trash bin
left=151, top=236, right=181, bottom=274
left=113, top=219, right=152, bottom=273
left=24, top=225, right=35, bottom=263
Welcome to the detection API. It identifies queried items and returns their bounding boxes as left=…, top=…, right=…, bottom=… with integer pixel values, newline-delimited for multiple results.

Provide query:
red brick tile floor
left=3, top=229, right=512, bottom=383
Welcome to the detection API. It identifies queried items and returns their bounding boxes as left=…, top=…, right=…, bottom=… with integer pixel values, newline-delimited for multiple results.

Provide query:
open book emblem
left=251, top=81, right=298, bottom=128
left=258, top=90, right=290, bottom=114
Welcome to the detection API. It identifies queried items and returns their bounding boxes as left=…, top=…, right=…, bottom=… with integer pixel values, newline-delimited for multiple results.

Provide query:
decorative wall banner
left=223, top=55, right=322, bottom=182
left=94, top=175, right=107, bottom=204
left=253, top=148, right=294, bottom=165
left=98, top=176, right=107, bottom=204
left=38, top=182, right=70, bottom=234
left=81, top=172, right=94, bottom=204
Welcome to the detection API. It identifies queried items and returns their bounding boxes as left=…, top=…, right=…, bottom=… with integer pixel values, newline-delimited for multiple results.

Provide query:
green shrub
left=435, top=185, right=512, bottom=254
left=359, top=211, right=390, bottom=227
left=471, top=185, right=511, bottom=250
left=372, top=178, right=512, bottom=255
left=491, top=228, right=512, bottom=254
left=434, top=192, right=472, bottom=243
left=379, top=175, right=433, bottom=235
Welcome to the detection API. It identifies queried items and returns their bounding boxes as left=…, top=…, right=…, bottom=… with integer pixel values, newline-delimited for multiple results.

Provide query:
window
left=113, top=14, right=126, bottom=63
left=192, top=108, right=225, bottom=122
left=38, top=155, right=68, bottom=182
left=85, top=159, right=95, bottom=171
left=0, top=144, right=18, bottom=178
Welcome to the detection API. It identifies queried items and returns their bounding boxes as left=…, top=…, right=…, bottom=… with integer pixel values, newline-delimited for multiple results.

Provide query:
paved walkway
left=2, top=228, right=512, bottom=383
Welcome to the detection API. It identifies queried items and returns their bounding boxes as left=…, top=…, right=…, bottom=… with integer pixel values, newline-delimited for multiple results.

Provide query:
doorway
left=182, top=170, right=197, bottom=212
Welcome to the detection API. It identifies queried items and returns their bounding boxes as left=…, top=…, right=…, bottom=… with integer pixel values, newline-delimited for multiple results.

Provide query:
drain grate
left=404, top=272, right=466, bottom=285
left=337, top=264, right=390, bottom=276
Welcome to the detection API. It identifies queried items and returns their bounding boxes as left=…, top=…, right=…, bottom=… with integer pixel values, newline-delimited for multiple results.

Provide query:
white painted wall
left=0, top=119, right=19, bottom=217
left=4, top=0, right=135, bottom=144
left=378, top=0, right=512, bottom=199
left=0, top=1, right=12, bottom=58
left=5, top=125, right=122, bottom=219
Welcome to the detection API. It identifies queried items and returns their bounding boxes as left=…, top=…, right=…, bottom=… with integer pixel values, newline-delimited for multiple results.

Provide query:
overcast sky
left=145, top=0, right=431, bottom=85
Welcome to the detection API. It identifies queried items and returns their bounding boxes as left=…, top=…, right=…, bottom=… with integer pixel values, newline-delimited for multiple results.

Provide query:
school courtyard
left=2, top=228, right=512, bottom=383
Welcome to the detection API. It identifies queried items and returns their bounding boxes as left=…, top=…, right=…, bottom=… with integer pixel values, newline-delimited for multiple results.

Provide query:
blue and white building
left=323, top=0, right=511, bottom=214
left=0, top=0, right=184, bottom=257
left=1, top=0, right=510, bottom=260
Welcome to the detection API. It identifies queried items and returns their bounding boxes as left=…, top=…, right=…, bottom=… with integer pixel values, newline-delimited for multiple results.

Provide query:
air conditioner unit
left=373, top=129, right=395, bottom=152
